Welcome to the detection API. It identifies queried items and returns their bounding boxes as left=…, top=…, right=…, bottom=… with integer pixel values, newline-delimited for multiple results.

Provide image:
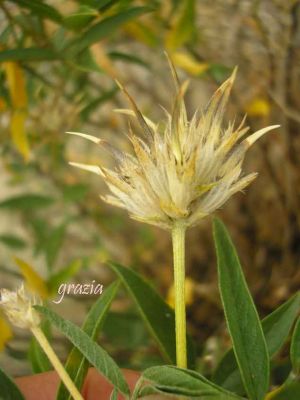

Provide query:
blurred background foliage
left=0, top=0, right=299, bottom=387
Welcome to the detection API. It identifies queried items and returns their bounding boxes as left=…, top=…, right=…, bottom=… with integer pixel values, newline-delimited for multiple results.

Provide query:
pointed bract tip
left=68, top=162, right=103, bottom=176
left=66, top=131, right=101, bottom=144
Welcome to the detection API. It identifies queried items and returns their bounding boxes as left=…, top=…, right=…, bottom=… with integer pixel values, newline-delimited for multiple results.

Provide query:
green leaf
left=213, top=292, right=300, bottom=393
left=103, top=312, right=148, bottom=351
left=67, top=6, right=153, bottom=56
left=213, top=218, right=269, bottom=400
left=108, top=51, right=150, bottom=69
left=9, top=0, right=62, bottom=23
left=108, top=262, right=195, bottom=368
left=270, top=381, right=300, bottom=400
left=0, top=48, right=58, bottom=62
left=0, top=194, right=54, bottom=210
left=44, top=223, right=67, bottom=270
left=0, top=234, right=26, bottom=249
left=47, top=259, right=82, bottom=294
left=55, top=281, right=122, bottom=400
left=63, top=6, right=97, bottom=30
left=291, top=317, right=300, bottom=375
left=0, top=366, right=25, bottom=400
left=134, top=366, right=242, bottom=399
left=263, top=292, right=300, bottom=356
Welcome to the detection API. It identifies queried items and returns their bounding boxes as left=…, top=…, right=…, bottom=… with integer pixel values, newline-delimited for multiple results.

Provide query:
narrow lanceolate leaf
left=0, top=194, right=54, bottom=210
left=108, top=262, right=195, bottom=368
left=9, top=0, right=62, bottom=23
left=36, top=304, right=129, bottom=396
left=135, top=366, right=243, bottom=399
left=0, top=366, right=25, bottom=400
left=213, top=292, right=300, bottom=393
left=67, top=7, right=152, bottom=56
left=56, top=281, right=120, bottom=400
left=291, top=317, right=300, bottom=375
left=0, top=48, right=58, bottom=62
left=213, top=218, right=269, bottom=400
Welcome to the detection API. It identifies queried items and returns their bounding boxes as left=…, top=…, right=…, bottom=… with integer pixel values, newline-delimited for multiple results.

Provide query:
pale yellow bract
left=0, top=284, right=41, bottom=329
left=68, top=64, right=279, bottom=230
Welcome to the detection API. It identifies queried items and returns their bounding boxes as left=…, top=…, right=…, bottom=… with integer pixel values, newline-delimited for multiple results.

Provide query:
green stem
left=172, top=223, right=187, bottom=369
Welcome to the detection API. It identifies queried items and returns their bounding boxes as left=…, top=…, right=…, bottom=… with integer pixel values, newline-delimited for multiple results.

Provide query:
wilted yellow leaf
left=245, top=98, right=271, bottom=117
left=165, top=0, right=196, bottom=50
left=167, top=277, right=195, bottom=308
left=11, top=110, right=30, bottom=161
left=172, top=52, right=209, bottom=76
left=3, top=62, right=27, bottom=109
left=0, top=314, right=13, bottom=351
left=14, top=257, right=49, bottom=299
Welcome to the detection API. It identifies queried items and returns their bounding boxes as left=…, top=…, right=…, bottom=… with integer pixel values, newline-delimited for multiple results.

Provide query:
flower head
left=0, top=284, right=41, bottom=329
left=68, top=62, right=279, bottom=230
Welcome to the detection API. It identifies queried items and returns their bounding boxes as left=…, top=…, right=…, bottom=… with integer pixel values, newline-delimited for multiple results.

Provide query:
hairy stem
left=172, top=223, right=187, bottom=368
left=31, top=326, right=83, bottom=400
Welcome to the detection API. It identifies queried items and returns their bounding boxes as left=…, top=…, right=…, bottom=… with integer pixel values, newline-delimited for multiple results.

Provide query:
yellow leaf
left=2, top=61, right=30, bottom=160
left=124, top=22, right=158, bottom=47
left=172, top=52, right=209, bottom=76
left=167, top=277, right=195, bottom=308
left=14, top=257, right=49, bottom=299
left=11, top=110, right=30, bottom=161
left=165, top=0, right=196, bottom=50
left=0, top=314, right=13, bottom=351
left=3, top=62, right=27, bottom=109
left=245, top=98, right=271, bottom=117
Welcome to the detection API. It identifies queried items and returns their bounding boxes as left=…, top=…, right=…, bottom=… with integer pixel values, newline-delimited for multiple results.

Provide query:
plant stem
left=172, top=223, right=187, bottom=369
left=31, top=326, right=84, bottom=400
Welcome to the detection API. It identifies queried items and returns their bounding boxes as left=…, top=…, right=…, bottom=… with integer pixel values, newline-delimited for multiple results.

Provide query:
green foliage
left=36, top=304, right=130, bottom=396
left=56, top=281, right=120, bottom=400
left=213, top=292, right=300, bottom=394
left=108, top=262, right=196, bottom=368
left=0, top=194, right=54, bottom=210
left=0, top=47, right=58, bottom=62
left=133, top=366, right=243, bottom=399
left=213, top=218, right=270, bottom=400
left=0, top=366, right=25, bottom=400
left=66, top=6, right=153, bottom=56
left=9, top=0, right=63, bottom=23
left=0, top=234, right=26, bottom=249
left=291, top=318, right=300, bottom=376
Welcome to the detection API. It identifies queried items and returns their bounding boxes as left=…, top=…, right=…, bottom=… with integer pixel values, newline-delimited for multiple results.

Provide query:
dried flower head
left=0, top=284, right=41, bottom=329
left=68, top=63, right=279, bottom=230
